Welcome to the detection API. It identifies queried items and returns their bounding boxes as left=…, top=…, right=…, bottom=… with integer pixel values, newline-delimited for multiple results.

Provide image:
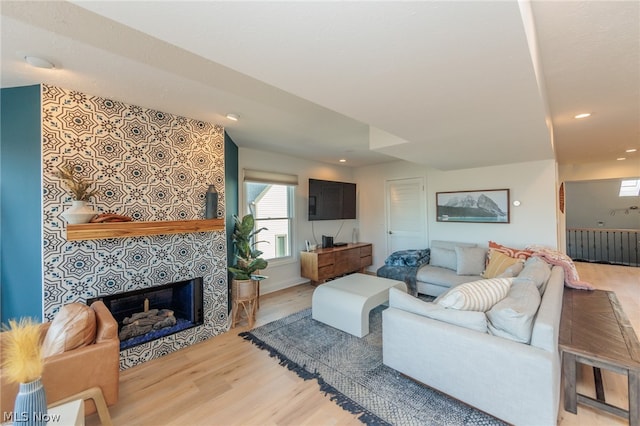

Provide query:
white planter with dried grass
left=2, top=318, right=47, bottom=425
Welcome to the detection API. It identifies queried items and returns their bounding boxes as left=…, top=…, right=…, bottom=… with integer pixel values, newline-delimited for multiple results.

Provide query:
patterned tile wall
left=41, top=85, right=228, bottom=369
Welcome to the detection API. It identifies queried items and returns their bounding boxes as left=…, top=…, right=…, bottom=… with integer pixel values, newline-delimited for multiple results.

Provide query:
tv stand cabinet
left=300, top=243, right=372, bottom=285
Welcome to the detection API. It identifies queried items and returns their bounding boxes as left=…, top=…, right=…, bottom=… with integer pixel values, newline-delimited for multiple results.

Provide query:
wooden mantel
left=66, top=218, right=224, bottom=241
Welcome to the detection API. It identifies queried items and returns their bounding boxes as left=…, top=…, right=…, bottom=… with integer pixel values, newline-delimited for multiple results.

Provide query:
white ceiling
left=1, top=1, right=638, bottom=170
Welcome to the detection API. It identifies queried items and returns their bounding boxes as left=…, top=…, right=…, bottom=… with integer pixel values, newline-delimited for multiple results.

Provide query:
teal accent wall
left=1, top=85, right=43, bottom=322
left=224, top=132, right=238, bottom=312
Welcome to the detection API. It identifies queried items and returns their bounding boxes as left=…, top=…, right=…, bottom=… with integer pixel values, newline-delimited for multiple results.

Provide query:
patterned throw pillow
left=436, top=278, right=512, bottom=311
left=489, top=241, right=533, bottom=260
left=482, top=249, right=524, bottom=278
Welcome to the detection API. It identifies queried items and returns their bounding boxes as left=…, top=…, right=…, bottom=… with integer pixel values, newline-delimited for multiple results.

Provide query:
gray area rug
left=240, top=306, right=506, bottom=426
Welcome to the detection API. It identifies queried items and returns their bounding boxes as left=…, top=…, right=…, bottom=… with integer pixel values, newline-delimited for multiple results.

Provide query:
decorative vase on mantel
left=61, top=200, right=96, bottom=224
left=14, top=377, right=47, bottom=426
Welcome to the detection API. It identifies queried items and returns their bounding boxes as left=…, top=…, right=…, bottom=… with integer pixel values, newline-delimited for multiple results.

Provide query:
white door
left=385, top=177, right=427, bottom=256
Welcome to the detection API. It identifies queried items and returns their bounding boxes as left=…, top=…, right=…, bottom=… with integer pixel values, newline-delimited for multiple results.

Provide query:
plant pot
left=61, top=200, right=96, bottom=224
left=13, top=377, right=47, bottom=425
left=231, top=279, right=259, bottom=327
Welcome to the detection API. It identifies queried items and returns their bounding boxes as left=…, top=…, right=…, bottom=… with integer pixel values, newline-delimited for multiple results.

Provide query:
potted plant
left=54, top=162, right=99, bottom=224
left=228, top=214, right=268, bottom=327
left=228, top=214, right=268, bottom=280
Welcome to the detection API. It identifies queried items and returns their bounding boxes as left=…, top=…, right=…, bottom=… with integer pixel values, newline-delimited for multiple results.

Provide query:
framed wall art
left=436, top=189, right=510, bottom=223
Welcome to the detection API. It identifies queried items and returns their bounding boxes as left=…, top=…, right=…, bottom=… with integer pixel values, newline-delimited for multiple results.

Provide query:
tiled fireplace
left=41, top=85, right=228, bottom=369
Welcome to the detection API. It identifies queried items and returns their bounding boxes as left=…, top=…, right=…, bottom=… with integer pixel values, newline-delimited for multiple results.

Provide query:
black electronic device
left=333, top=242, right=348, bottom=247
left=308, top=178, right=356, bottom=221
left=322, top=235, right=334, bottom=248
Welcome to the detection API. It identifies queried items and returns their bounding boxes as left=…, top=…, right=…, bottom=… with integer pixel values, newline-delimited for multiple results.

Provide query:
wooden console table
left=300, top=243, right=372, bottom=285
left=559, top=288, right=640, bottom=425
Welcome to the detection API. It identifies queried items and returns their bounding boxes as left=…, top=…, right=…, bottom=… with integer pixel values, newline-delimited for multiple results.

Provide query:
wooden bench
left=559, top=288, right=640, bottom=425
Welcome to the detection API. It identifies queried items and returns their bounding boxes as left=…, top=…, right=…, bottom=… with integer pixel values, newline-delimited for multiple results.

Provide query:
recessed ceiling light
left=626, top=149, right=637, bottom=153
left=574, top=113, right=591, bottom=119
left=226, top=113, right=239, bottom=121
left=339, top=159, right=347, bottom=163
left=617, top=157, right=626, bottom=161
left=24, top=56, right=55, bottom=69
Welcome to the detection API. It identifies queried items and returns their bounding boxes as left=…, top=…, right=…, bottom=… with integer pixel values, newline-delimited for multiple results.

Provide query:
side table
left=48, top=399, right=83, bottom=426
left=559, top=288, right=640, bottom=425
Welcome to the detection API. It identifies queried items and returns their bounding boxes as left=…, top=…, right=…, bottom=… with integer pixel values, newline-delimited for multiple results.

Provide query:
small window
left=275, top=234, right=288, bottom=257
left=619, top=179, right=640, bottom=197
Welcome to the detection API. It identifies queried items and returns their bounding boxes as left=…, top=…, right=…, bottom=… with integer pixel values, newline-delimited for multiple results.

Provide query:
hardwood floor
left=88, top=262, right=639, bottom=426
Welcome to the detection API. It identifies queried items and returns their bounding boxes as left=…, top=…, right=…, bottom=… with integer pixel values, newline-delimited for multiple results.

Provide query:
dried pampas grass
left=1, top=318, right=44, bottom=383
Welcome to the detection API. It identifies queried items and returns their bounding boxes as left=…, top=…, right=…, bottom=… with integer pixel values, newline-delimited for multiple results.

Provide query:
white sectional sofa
left=382, top=262, right=565, bottom=426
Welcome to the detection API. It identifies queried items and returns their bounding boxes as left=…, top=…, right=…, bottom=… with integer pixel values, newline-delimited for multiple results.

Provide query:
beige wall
left=356, top=159, right=559, bottom=271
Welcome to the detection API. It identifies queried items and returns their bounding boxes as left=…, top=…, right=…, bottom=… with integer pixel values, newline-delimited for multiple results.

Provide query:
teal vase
left=13, top=377, right=47, bottom=425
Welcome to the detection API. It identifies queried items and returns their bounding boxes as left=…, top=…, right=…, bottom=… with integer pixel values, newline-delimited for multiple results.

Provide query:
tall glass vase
left=13, top=377, right=47, bottom=426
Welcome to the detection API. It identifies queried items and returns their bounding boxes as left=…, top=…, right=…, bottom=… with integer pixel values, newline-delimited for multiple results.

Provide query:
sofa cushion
left=389, top=288, right=487, bottom=332
left=416, top=265, right=481, bottom=287
left=42, top=303, right=97, bottom=357
left=436, top=278, right=512, bottom=311
left=455, top=246, right=487, bottom=275
left=431, top=240, right=477, bottom=251
left=429, top=247, right=457, bottom=271
left=487, top=281, right=541, bottom=343
left=483, top=250, right=524, bottom=278
left=497, top=260, right=525, bottom=278
left=489, top=241, right=533, bottom=260
left=513, top=256, right=552, bottom=294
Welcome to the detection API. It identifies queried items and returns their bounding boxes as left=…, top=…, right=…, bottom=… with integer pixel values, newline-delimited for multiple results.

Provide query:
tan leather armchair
left=1, top=301, right=120, bottom=416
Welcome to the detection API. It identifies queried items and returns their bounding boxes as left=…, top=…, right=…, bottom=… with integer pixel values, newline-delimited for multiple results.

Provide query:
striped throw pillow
left=437, top=278, right=512, bottom=311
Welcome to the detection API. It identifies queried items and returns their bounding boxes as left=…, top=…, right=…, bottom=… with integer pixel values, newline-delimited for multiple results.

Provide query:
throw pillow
left=482, top=250, right=524, bottom=278
left=497, top=260, right=525, bottom=278
left=436, top=278, right=512, bottom=311
left=389, top=288, right=487, bottom=332
left=42, top=302, right=97, bottom=357
left=513, top=256, right=552, bottom=294
left=455, top=246, right=487, bottom=276
left=488, top=241, right=533, bottom=260
left=429, top=247, right=457, bottom=271
left=487, top=281, right=541, bottom=343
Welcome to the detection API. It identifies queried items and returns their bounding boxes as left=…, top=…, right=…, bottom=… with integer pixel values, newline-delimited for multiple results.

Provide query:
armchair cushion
left=42, top=303, right=96, bottom=357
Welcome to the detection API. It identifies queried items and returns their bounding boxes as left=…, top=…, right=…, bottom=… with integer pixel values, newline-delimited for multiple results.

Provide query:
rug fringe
left=239, top=331, right=391, bottom=426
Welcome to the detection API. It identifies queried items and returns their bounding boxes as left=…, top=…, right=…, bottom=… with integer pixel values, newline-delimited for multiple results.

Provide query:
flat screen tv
left=308, top=178, right=356, bottom=221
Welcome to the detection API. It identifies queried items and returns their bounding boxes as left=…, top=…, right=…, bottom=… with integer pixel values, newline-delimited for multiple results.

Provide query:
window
left=244, top=181, right=295, bottom=261
left=619, top=179, right=640, bottom=197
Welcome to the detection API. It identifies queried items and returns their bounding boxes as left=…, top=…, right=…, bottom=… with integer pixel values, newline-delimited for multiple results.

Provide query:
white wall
left=242, top=146, right=560, bottom=292
left=239, top=147, right=357, bottom=294
left=354, top=160, right=429, bottom=269
left=557, top=158, right=640, bottom=250
left=356, top=159, right=560, bottom=271
left=566, top=179, right=640, bottom=230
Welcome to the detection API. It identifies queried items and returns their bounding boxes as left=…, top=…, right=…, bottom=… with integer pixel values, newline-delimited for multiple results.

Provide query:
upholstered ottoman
left=311, top=273, right=407, bottom=337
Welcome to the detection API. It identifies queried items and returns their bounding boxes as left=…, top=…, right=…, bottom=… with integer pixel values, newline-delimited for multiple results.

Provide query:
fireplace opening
left=88, top=277, right=204, bottom=351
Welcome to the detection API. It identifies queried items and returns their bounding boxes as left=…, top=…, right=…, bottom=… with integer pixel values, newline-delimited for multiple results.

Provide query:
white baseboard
left=261, top=277, right=309, bottom=295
